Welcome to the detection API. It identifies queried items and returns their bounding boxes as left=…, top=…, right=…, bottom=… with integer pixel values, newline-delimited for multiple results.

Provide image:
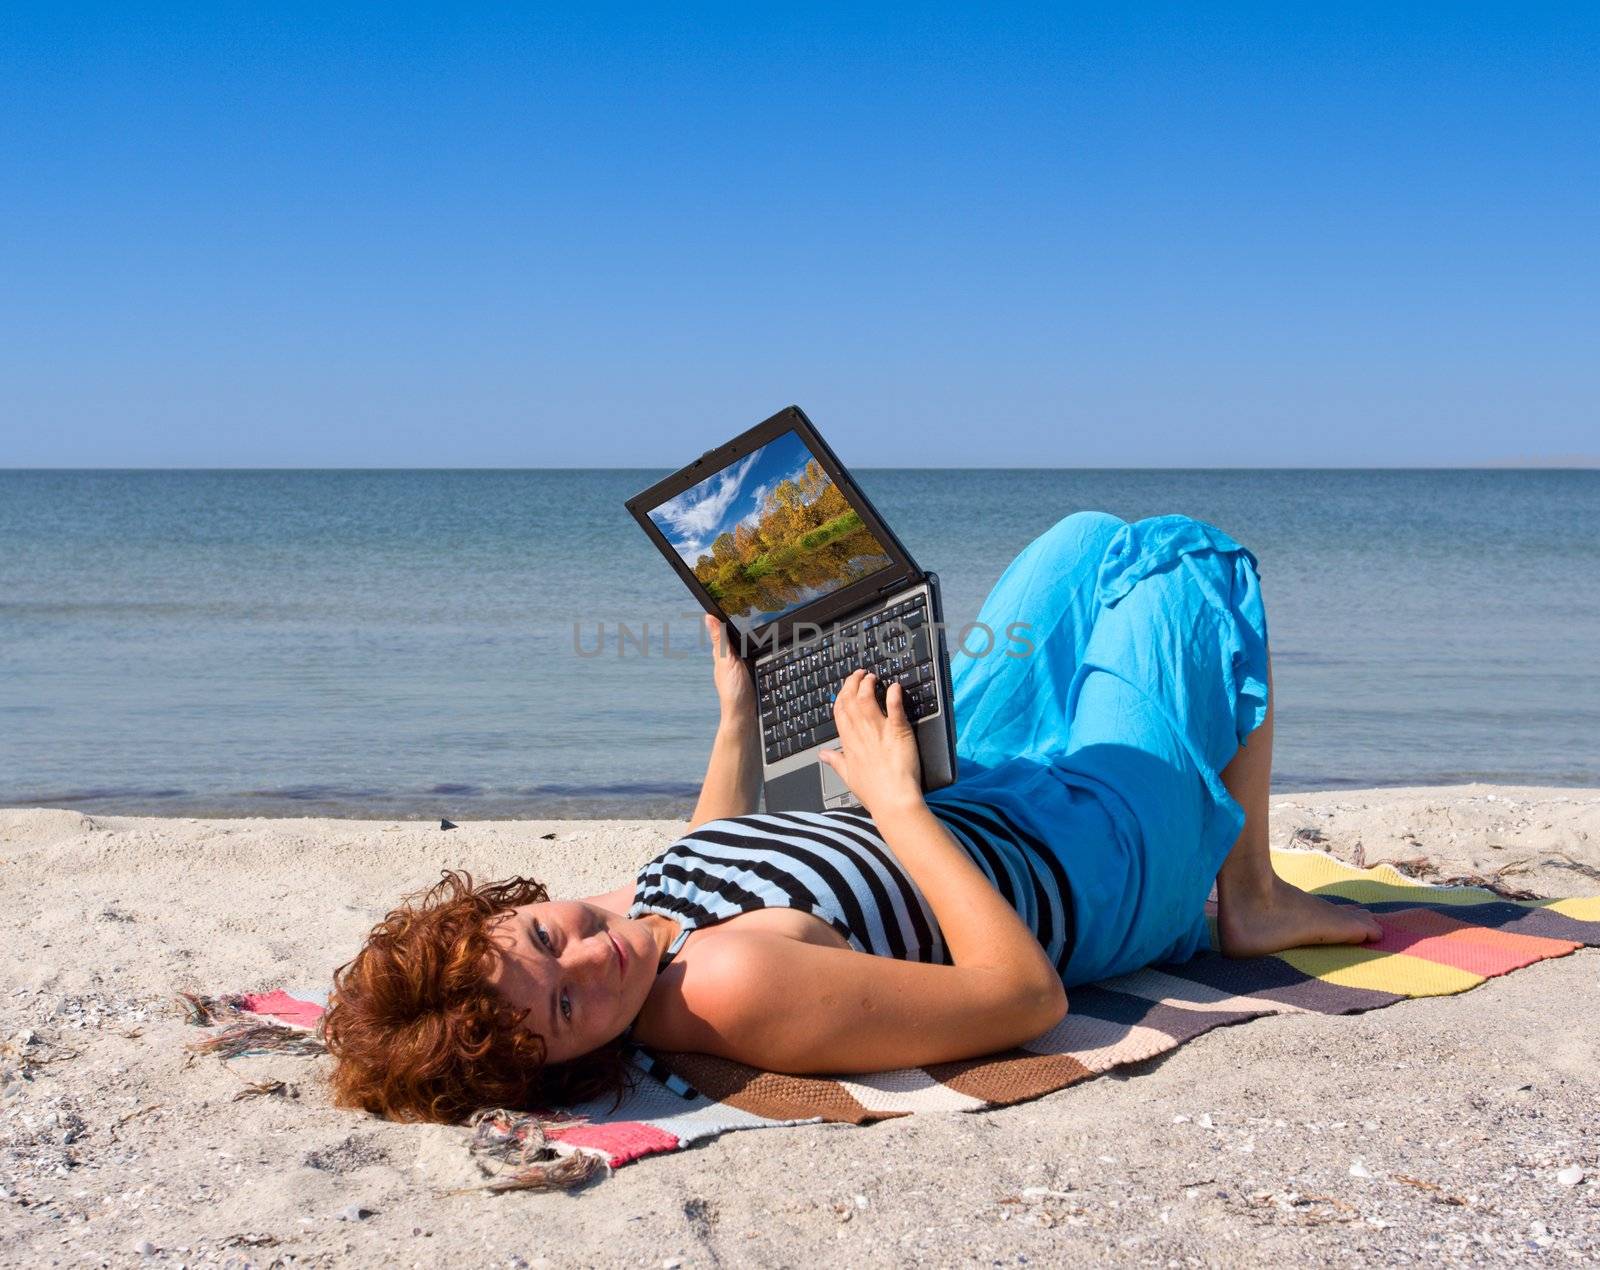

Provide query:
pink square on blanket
left=239, top=990, right=326, bottom=1029
left=548, top=1121, right=681, bottom=1166
left=1368, top=907, right=1579, bottom=977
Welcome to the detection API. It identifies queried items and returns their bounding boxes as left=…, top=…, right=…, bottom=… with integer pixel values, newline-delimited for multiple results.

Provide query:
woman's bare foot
left=1217, top=873, right=1384, bottom=959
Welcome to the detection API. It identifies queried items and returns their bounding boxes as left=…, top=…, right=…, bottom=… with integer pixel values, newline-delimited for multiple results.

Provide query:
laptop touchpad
left=817, top=742, right=861, bottom=810
left=765, top=760, right=824, bottom=813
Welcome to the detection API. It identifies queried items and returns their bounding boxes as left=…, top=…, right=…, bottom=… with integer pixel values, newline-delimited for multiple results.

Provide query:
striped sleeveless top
left=626, top=797, right=1076, bottom=976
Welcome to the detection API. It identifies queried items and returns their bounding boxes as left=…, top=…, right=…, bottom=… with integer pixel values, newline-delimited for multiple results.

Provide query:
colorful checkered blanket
left=235, top=849, right=1599, bottom=1175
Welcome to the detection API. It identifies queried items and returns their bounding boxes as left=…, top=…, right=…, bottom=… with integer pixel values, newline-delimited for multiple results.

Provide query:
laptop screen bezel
left=624, top=405, right=922, bottom=659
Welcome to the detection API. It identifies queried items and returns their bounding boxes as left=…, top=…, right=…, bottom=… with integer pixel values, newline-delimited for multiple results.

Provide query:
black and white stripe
left=918, top=796, right=1077, bottom=976
left=628, top=804, right=1074, bottom=973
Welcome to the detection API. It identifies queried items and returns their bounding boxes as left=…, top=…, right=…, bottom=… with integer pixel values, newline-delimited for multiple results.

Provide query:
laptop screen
left=646, top=428, right=897, bottom=636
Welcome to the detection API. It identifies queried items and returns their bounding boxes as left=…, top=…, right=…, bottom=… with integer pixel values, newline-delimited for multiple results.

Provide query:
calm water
left=2, top=469, right=1596, bottom=817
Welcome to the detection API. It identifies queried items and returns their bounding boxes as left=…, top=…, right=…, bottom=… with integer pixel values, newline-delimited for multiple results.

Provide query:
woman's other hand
left=704, top=614, right=756, bottom=728
left=817, top=670, right=923, bottom=817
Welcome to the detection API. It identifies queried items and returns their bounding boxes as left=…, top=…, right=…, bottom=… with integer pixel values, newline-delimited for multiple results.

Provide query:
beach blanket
left=220, top=849, right=1600, bottom=1179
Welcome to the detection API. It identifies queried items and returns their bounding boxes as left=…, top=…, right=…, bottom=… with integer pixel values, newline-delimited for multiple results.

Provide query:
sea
left=2, top=469, right=1596, bottom=818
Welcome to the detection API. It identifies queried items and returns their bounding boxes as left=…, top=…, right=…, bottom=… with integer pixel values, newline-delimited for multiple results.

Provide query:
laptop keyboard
left=757, top=593, right=939, bottom=765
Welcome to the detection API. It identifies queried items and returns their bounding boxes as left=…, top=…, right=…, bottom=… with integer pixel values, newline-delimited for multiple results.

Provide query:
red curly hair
left=323, top=871, right=635, bottom=1123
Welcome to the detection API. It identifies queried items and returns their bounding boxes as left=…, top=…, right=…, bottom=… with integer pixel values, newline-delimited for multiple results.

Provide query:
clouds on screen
left=736, top=483, right=770, bottom=531
left=651, top=452, right=759, bottom=559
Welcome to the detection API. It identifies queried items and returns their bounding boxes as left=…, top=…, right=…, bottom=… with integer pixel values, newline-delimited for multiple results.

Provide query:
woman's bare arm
left=587, top=619, right=756, bottom=913
left=647, top=670, right=1066, bottom=1072
left=650, top=926, right=1064, bottom=1074
left=686, top=614, right=761, bottom=829
left=821, top=669, right=1063, bottom=1004
left=687, top=715, right=762, bottom=829
left=869, top=795, right=1062, bottom=1007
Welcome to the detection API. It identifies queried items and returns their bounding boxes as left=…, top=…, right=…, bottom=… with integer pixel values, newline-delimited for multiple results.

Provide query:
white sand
left=3, top=785, right=1597, bottom=1265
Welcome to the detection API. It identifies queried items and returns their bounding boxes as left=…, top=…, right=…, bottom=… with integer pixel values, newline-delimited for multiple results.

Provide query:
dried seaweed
left=231, top=1077, right=296, bottom=1102
left=1383, top=856, right=1545, bottom=901
left=1545, top=852, right=1600, bottom=884
left=219, top=1234, right=281, bottom=1250
left=108, top=1103, right=162, bottom=1144
left=111, top=1104, right=162, bottom=1133
left=1394, top=1174, right=1472, bottom=1206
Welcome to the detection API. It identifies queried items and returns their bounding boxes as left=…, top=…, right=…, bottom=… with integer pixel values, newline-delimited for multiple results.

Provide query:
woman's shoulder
left=630, top=910, right=854, bottom=1051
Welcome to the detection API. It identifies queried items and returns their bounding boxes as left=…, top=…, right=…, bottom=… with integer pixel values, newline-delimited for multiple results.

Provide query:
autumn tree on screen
left=688, top=465, right=861, bottom=588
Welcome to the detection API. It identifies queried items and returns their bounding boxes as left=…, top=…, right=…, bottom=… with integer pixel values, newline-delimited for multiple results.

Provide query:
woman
left=325, top=511, right=1381, bottom=1123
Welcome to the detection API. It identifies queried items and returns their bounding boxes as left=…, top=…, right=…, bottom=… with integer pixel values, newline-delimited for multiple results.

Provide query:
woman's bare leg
left=1215, top=658, right=1382, bottom=957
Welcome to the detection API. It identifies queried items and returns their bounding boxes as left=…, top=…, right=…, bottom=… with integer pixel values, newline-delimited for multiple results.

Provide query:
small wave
left=7, top=785, right=191, bottom=804
left=242, top=784, right=389, bottom=802
left=517, top=780, right=701, bottom=798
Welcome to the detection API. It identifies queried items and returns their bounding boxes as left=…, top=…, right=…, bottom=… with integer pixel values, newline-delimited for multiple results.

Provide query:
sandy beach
left=3, top=785, right=1597, bottom=1266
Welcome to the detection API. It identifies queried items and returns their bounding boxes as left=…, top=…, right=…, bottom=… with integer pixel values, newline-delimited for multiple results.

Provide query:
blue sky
left=2, top=4, right=1596, bottom=467
left=649, top=429, right=821, bottom=563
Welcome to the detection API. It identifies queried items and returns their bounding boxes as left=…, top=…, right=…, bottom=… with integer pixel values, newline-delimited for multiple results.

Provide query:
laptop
left=625, top=405, right=958, bottom=813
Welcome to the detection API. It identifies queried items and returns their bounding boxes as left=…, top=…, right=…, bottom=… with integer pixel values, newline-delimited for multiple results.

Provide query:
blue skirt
left=924, top=511, right=1271, bottom=987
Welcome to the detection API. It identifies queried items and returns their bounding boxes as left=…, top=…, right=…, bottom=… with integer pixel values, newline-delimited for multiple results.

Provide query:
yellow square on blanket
left=1274, top=945, right=1484, bottom=996
left=1271, top=850, right=1493, bottom=906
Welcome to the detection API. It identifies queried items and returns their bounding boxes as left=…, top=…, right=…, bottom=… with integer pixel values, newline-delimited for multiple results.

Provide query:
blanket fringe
left=187, top=1019, right=327, bottom=1060
left=462, top=1107, right=610, bottom=1192
left=177, top=992, right=244, bottom=1027
left=179, top=995, right=327, bottom=1059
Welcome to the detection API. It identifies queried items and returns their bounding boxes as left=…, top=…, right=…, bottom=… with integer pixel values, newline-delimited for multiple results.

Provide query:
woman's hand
left=817, top=669, right=923, bottom=817
left=704, top=614, right=755, bottom=727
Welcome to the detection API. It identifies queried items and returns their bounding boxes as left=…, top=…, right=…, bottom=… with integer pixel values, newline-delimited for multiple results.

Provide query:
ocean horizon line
left=4, top=462, right=1598, bottom=474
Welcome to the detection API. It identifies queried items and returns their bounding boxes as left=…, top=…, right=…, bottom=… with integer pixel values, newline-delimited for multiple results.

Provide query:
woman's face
left=484, top=900, right=659, bottom=1065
